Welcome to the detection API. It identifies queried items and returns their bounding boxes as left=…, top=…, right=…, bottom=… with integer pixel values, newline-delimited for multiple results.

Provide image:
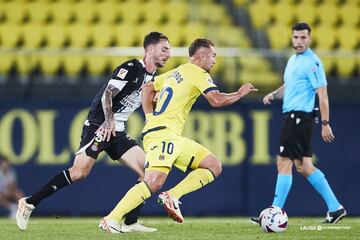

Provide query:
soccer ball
left=259, top=206, right=288, bottom=233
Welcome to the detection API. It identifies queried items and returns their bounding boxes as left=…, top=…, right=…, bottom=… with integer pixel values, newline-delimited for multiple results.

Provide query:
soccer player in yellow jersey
left=100, top=38, right=257, bottom=228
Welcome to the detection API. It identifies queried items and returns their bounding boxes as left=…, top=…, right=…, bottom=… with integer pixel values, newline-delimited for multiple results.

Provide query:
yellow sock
left=169, top=168, right=215, bottom=199
left=106, top=181, right=151, bottom=222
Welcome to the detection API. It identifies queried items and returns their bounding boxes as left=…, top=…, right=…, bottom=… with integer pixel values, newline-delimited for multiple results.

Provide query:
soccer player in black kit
left=16, top=32, right=171, bottom=233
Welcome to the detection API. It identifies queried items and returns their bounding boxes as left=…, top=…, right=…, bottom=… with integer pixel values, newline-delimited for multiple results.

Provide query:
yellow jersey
left=142, top=63, right=217, bottom=136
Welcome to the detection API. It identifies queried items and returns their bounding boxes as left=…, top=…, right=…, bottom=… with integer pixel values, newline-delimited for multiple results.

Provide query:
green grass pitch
left=1, top=217, right=359, bottom=240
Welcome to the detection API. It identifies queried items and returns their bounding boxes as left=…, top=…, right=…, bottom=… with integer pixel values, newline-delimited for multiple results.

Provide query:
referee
left=252, top=22, right=346, bottom=224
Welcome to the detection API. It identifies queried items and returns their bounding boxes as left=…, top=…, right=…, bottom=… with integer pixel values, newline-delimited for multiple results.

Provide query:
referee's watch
left=321, top=120, right=329, bottom=126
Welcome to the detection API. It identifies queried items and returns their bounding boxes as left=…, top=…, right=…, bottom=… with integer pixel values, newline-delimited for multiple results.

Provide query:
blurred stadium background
left=0, top=0, right=359, bottom=218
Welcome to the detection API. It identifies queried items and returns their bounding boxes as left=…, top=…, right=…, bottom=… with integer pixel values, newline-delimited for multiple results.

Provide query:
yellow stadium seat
left=114, top=23, right=138, bottom=47
left=337, top=27, right=358, bottom=50
left=86, top=55, right=109, bottom=76
left=96, top=1, right=119, bottom=24
left=183, top=22, right=207, bottom=46
left=335, top=57, right=357, bottom=77
left=239, top=54, right=271, bottom=72
left=44, top=24, right=67, bottom=48
left=248, top=1, right=272, bottom=29
left=217, top=25, right=250, bottom=48
left=294, top=4, right=317, bottom=25
left=90, top=23, right=114, bottom=48
left=74, top=1, right=96, bottom=23
left=200, top=3, right=230, bottom=24
left=0, top=53, right=15, bottom=75
left=15, top=53, right=37, bottom=75
left=165, top=1, right=188, bottom=24
left=39, top=54, right=63, bottom=76
left=267, top=24, right=291, bottom=49
left=319, top=54, right=335, bottom=75
left=160, top=23, right=184, bottom=47
left=49, top=1, right=74, bottom=24
left=63, top=55, right=85, bottom=76
left=119, top=1, right=142, bottom=24
left=27, top=2, right=50, bottom=23
left=272, top=2, right=295, bottom=26
left=339, top=5, right=360, bottom=27
left=67, top=23, right=91, bottom=48
left=109, top=56, right=131, bottom=71
left=0, top=23, right=22, bottom=48
left=3, top=2, right=27, bottom=23
left=239, top=71, right=280, bottom=87
left=312, top=26, right=337, bottom=49
left=21, top=23, right=45, bottom=48
left=317, top=4, right=338, bottom=26
left=143, top=1, right=165, bottom=24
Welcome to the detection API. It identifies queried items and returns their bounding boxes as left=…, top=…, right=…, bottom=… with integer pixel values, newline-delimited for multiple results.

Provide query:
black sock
left=124, top=181, right=144, bottom=225
left=26, top=170, right=73, bottom=206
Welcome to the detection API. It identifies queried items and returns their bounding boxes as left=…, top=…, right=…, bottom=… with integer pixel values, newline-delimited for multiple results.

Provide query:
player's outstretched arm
left=263, top=85, right=284, bottom=105
left=97, top=84, right=120, bottom=141
left=142, top=81, right=157, bottom=118
left=204, top=83, right=257, bottom=108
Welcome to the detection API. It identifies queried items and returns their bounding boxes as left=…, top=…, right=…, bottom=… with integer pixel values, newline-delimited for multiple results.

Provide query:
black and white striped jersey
left=86, top=59, right=155, bottom=132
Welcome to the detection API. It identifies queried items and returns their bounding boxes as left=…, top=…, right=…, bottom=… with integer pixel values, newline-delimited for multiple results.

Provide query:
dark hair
left=188, top=38, right=215, bottom=57
left=143, top=32, right=169, bottom=48
left=292, top=22, right=311, bottom=33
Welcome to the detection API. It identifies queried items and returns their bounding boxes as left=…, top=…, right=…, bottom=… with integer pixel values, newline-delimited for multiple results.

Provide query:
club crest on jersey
left=159, top=154, right=165, bottom=161
left=117, top=68, right=128, bottom=79
left=91, top=142, right=99, bottom=152
left=207, top=78, right=213, bottom=84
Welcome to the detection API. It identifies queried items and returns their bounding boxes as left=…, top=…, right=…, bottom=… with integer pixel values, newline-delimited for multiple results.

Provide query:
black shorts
left=279, top=111, right=314, bottom=160
left=76, top=124, right=139, bottom=160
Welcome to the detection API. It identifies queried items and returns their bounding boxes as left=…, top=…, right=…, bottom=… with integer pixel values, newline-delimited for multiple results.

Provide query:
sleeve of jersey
left=193, top=72, right=218, bottom=94
left=153, top=73, right=167, bottom=91
left=108, top=64, right=135, bottom=91
left=307, top=61, right=327, bottom=89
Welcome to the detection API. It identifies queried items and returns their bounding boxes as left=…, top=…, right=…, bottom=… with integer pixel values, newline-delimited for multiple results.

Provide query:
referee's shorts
left=278, top=111, right=314, bottom=160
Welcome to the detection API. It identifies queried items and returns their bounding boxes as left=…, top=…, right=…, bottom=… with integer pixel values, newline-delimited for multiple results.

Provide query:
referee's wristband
left=145, top=113, right=153, bottom=121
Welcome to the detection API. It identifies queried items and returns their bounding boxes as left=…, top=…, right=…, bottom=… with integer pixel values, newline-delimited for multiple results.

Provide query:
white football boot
left=158, top=191, right=184, bottom=223
left=16, top=197, right=35, bottom=231
left=99, top=217, right=122, bottom=233
left=120, top=222, right=157, bottom=232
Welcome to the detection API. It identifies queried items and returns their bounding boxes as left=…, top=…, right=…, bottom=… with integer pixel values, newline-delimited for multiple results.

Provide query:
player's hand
left=238, top=83, right=258, bottom=97
left=96, top=118, right=116, bottom=142
left=263, top=93, right=274, bottom=105
left=321, top=124, right=335, bottom=143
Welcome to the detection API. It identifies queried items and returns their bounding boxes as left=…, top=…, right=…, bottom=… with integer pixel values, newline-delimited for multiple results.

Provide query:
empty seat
left=200, top=3, right=230, bottom=24
left=63, top=55, right=85, bottom=76
left=86, top=55, right=109, bottom=76
left=248, top=1, right=272, bottom=29
left=15, top=53, right=37, bottom=76
left=3, top=2, right=27, bottom=23
left=337, top=27, right=358, bottom=50
left=119, top=1, right=142, bottom=24
left=183, top=22, right=207, bottom=46
left=39, top=54, right=63, bottom=76
left=21, top=23, right=45, bottom=48
left=312, top=26, right=337, bottom=49
left=165, top=1, right=188, bottom=24
left=267, top=24, right=291, bottom=49
left=44, top=24, right=67, bottom=48
left=143, top=1, right=165, bottom=24
left=0, top=23, right=22, bottom=48
left=335, top=57, right=357, bottom=77
left=73, top=1, right=96, bottom=23
left=49, top=2, right=74, bottom=24
left=27, top=2, right=50, bottom=23
left=96, top=1, right=119, bottom=24
left=272, top=2, right=295, bottom=26
left=217, top=25, right=250, bottom=48
left=114, top=23, right=138, bottom=47
left=90, top=23, right=114, bottom=48
left=0, top=53, right=15, bottom=75
left=294, top=4, right=317, bottom=26
left=67, top=23, right=91, bottom=48
left=317, top=4, right=338, bottom=26
left=319, top=54, right=335, bottom=75
left=339, top=5, right=360, bottom=27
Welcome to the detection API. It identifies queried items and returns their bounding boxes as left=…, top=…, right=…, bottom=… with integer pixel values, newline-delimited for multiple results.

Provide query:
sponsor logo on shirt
left=117, top=68, right=128, bottom=79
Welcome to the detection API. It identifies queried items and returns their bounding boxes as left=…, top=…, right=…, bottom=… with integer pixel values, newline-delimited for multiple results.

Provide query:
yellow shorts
left=143, top=129, right=212, bottom=173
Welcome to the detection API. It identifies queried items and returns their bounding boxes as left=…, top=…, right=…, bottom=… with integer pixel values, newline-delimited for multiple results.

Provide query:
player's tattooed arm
left=96, top=84, right=120, bottom=142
